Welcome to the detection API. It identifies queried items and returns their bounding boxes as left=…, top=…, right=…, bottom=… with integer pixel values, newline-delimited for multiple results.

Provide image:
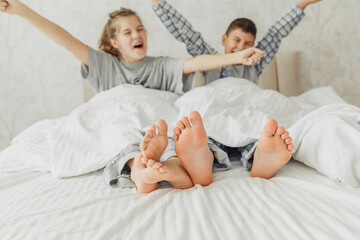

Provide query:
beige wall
left=0, top=0, right=359, bottom=150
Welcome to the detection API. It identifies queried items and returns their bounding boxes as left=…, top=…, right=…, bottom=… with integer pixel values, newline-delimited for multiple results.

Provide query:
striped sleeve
left=153, top=0, right=217, bottom=56
left=255, top=6, right=305, bottom=77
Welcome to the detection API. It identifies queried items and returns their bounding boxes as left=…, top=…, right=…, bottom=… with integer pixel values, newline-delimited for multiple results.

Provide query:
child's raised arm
left=183, top=48, right=265, bottom=74
left=151, top=0, right=217, bottom=57
left=0, top=0, right=89, bottom=66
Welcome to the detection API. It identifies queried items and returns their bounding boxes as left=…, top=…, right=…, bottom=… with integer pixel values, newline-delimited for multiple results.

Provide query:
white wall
left=1, top=0, right=359, bottom=150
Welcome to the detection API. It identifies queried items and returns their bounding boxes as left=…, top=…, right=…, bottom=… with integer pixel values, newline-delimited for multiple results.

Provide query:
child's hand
left=236, top=48, right=265, bottom=66
left=0, top=0, right=23, bottom=15
left=305, top=0, right=322, bottom=4
left=298, top=0, right=322, bottom=10
left=151, top=0, right=160, bottom=5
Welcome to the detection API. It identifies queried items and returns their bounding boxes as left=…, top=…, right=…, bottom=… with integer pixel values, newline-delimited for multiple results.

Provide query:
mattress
left=1, top=160, right=359, bottom=240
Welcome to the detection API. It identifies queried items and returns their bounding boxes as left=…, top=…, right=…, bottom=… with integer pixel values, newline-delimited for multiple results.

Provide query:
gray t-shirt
left=81, top=47, right=186, bottom=94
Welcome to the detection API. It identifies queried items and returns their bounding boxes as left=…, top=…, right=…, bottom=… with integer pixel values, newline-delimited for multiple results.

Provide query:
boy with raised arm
left=151, top=0, right=322, bottom=84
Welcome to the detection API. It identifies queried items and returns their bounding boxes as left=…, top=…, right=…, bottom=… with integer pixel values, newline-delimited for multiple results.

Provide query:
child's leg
left=251, top=119, right=294, bottom=179
left=173, top=111, right=214, bottom=186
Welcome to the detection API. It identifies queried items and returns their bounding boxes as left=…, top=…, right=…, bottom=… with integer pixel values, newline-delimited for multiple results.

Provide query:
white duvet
left=1, top=78, right=359, bottom=186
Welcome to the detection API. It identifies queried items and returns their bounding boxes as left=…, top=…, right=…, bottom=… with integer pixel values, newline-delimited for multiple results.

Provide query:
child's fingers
left=254, top=53, right=264, bottom=60
left=238, top=47, right=264, bottom=65
left=251, top=53, right=264, bottom=62
left=247, top=54, right=262, bottom=65
left=248, top=48, right=265, bottom=57
left=253, top=48, right=266, bottom=55
left=251, top=52, right=262, bottom=60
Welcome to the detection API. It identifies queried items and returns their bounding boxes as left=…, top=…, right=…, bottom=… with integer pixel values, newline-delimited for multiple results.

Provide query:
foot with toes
left=141, top=156, right=194, bottom=189
left=251, top=119, right=294, bottom=179
left=132, top=119, right=193, bottom=193
left=140, top=119, right=168, bottom=162
left=130, top=153, right=163, bottom=193
left=173, top=111, right=214, bottom=186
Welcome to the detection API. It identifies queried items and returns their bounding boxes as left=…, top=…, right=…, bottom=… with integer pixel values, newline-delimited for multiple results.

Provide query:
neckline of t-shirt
left=120, top=56, right=150, bottom=67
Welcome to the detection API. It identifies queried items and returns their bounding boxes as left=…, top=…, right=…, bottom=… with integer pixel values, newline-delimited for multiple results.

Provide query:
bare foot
left=129, top=153, right=160, bottom=193
left=142, top=156, right=194, bottom=189
left=251, top=119, right=294, bottom=179
left=140, top=119, right=168, bottom=162
left=173, top=111, right=214, bottom=186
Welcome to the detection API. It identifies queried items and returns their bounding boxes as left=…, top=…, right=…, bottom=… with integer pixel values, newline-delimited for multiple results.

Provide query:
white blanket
left=1, top=78, right=359, bottom=186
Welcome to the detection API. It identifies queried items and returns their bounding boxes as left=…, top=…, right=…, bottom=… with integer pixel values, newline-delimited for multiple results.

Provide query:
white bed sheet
left=1, top=160, right=359, bottom=240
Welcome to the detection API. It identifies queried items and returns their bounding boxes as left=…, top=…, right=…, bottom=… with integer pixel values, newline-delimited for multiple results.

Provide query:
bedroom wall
left=0, top=0, right=359, bottom=151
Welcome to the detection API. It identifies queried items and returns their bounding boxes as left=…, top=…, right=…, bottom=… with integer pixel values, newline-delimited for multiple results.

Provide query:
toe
left=276, top=126, right=285, bottom=135
left=153, top=162, right=162, bottom=169
left=149, top=124, right=156, bottom=131
left=148, top=159, right=156, bottom=167
left=262, top=119, right=278, bottom=137
left=145, top=125, right=156, bottom=137
left=173, top=127, right=181, bottom=135
left=145, top=129, right=154, bottom=139
left=285, top=137, right=292, bottom=145
left=181, top=116, right=191, bottom=128
left=156, top=119, right=168, bottom=136
left=159, top=165, right=168, bottom=173
left=281, top=131, right=289, bottom=139
left=142, top=135, right=151, bottom=146
left=189, top=111, right=204, bottom=128
left=287, top=144, right=294, bottom=151
left=173, top=134, right=179, bottom=141
left=141, top=157, right=149, bottom=165
left=134, top=153, right=146, bottom=169
left=176, top=120, right=185, bottom=130
left=140, top=141, right=147, bottom=150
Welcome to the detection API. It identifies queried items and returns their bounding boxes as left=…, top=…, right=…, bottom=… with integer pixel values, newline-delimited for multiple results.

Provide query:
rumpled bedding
left=1, top=78, right=359, bottom=186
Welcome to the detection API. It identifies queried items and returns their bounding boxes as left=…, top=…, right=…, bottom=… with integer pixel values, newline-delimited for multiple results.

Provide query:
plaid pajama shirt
left=153, top=0, right=305, bottom=80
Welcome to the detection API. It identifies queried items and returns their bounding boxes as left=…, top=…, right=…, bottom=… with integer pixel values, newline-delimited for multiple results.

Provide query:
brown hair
left=225, top=18, right=257, bottom=38
left=98, top=8, right=142, bottom=57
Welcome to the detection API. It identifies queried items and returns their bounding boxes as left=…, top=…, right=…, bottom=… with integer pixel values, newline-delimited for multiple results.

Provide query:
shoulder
left=88, top=46, right=119, bottom=63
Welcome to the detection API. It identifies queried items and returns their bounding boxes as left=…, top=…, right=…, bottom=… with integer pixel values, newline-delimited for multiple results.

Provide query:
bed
left=1, top=52, right=360, bottom=240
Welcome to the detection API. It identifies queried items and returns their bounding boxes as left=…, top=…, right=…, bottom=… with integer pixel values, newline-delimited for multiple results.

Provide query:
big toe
left=189, top=111, right=204, bottom=127
left=262, top=119, right=278, bottom=137
left=156, top=119, right=168, bottom=136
